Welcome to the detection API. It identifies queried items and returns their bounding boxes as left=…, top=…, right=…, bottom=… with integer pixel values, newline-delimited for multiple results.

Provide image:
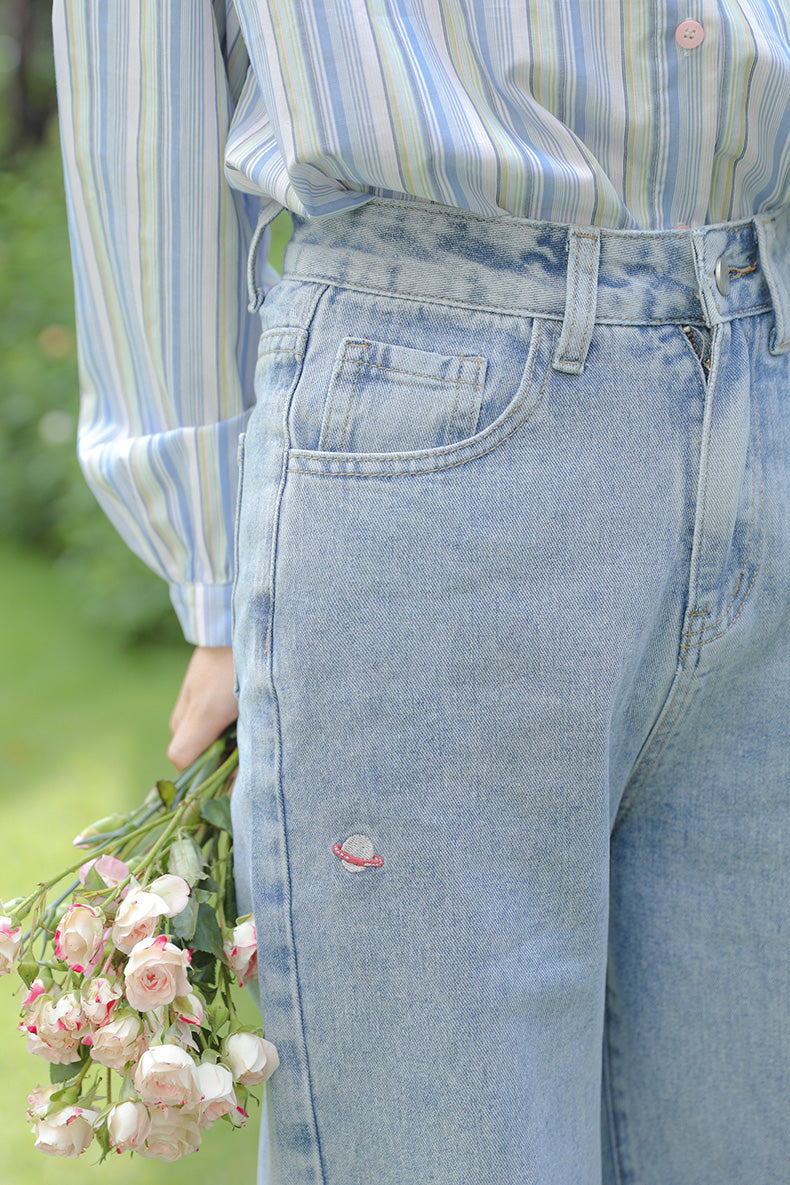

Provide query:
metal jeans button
left=714, top=255, right=730, bottom=296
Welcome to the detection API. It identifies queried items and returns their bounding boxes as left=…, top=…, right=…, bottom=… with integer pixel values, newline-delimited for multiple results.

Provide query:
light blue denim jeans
left=231, top=199, right=790, bottom=1185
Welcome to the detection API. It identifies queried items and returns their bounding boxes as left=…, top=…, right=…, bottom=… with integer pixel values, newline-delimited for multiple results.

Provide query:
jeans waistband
left=271, top=198, right=790, bottom=372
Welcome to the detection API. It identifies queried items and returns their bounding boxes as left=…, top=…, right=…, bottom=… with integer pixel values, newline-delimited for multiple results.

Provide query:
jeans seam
left=603, top=983, right=628, bottom=1185
left=270, top=478, right=329, bottom=1185
left=283, top=270, right=772, bottom=324
left=264, top=289, right=329, bottom=655
left=613, top=663, right=697, bottom=834
left=332, top=356, right=485, bottom=384
left=685, top=339, right=715, bottom=643
left=680, top=414, right=755, bottom=637
left=679, top=318, right=765, bottom=648
left=287, top=320, right=554, bottom=477
left=464, top=357, right=484, bottom=435
left=692, top=389, right=763, bottom=645
left=339, top=350, right=366, bottom=451
left=266, top=282, right=331, bottom=1184
left=449, top=368, right=462, bottom=440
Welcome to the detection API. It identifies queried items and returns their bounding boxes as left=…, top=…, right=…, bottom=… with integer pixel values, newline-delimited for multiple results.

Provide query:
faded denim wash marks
left=230, top=201, right=790, bottom=1185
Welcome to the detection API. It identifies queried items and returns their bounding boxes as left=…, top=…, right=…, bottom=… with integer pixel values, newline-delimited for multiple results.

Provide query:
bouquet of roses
left=0, top=727, right=278, bottom=1162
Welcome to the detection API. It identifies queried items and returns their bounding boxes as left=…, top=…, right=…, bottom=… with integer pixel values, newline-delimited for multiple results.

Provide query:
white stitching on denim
left=287, top=321, right=555, bottom=478
left=279, top=270, right=770, bottom=326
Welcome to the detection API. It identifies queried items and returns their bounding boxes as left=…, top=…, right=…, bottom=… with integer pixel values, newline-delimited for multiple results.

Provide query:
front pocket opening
left=318, top=337, right=487, bottom=454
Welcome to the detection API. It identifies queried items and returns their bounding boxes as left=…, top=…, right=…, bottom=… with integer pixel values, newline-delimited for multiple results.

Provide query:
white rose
left=0, top=914, right=22, bottom=975
left=54, top=903, right=104, bottom=973
left=49, top=991, right=88, bottom=1036
left=26, top=1085, right=57, bottom=1122
left=226, top=1032, right=280, bottom=1086
left=111, top=890, right=166, bottom=954
left=24, top=996, right=85, bottom=1065
left=124, top=935, right=191, bottom=1011
left=147, top=875, right=190, bottom=917
left=88, top=1012, right=142, bottom=1071
left=133, top=1044, right=201, bottom=1107
left=81, top=975, right=122, bottom=1026
left=107, top=1101, right=151, bottom=1152
left=138, top=1105, right=202, bottom=1162
left=33, top=1106, right=99, bottom=1157
left=223, top=917, right=258, bottom=986
left=19, top=979, right=47, bottom=1033
left=175, top=991, right=204, bottom=1027
left=195, top=1061, right=237, bottom=1127
left=25, top=1028, right=83, bottom=1066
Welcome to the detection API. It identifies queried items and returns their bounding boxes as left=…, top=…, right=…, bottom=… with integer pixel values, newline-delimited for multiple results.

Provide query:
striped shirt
left=53, top=1, right=790, bottom=645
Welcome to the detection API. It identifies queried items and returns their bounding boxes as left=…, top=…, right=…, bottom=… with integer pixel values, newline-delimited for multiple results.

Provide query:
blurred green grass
left=0, top=540, right=263, bottom=1183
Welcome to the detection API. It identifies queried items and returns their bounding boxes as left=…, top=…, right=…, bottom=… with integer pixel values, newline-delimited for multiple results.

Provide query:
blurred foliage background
left=0, top=3, right=289, bottom=1180
left=0, top=0, right=290, bottom=645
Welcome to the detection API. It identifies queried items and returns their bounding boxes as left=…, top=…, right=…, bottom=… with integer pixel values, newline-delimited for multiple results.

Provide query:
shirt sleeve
left=53, top=0, right=264, bottom=647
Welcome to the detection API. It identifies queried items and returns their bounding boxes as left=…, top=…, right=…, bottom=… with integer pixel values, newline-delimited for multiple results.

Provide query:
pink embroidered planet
left=332, top=834, right=384, bottom=871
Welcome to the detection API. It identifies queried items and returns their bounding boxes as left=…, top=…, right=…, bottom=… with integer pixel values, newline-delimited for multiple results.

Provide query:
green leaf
left=192, top=903, right=226, bottom=961
left=17, top=955, right=41, bottom=987
left=50, top=1083, right=80, bottom=1107
left=189, top=949, right=219, bottom=988
left=119, top=1070, right=138, bottom=1103
left=49, top=1060, right=84, bottom=1085
left=81, top=867, right=106, bottom=893
left=94, top=1119, right=111, bottom=1162
left=200, top=797, right=233, bottom=834
left=167, top=836, right=205, bottom=886
left=2, top=896, right=31, bottom=921
left=171, top=897, right=198, bottom=942
left=224, top=868, right=238, bottom=930
left=157, top=779, right=177, bottom=809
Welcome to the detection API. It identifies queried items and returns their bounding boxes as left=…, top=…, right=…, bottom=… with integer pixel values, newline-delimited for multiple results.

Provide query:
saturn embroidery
left=332, top=834, right=384, bottom=871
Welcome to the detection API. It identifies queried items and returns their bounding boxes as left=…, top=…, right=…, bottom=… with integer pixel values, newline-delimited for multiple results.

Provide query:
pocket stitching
left=339, top=345, right=367, bottom=451
left=321, top=339, right=486, bottom=453
left=288, top=319, right=554, bottom=478
left=462, top=356, right=484, bottom=438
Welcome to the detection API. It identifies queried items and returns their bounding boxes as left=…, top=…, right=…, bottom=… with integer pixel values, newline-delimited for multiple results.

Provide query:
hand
left=168, top=646, right=238, bottom=770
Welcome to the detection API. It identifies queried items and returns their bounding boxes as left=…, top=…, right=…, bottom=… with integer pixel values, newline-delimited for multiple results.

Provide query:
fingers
left=168, top=679, right=188, bottom=737
left=167, top=647, right=238, bottom=771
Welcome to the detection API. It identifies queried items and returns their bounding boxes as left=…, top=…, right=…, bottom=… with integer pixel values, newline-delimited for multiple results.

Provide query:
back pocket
left=318, top=338, right=486, bottom=454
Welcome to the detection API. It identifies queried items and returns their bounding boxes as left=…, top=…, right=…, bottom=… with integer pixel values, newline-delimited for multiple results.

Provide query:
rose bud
left=223, top=917, right=258, bottom=986
left=33, top=1106, right=98, bottom=1157
left=106, top=1101, right=152, bottom=1153
left=54, top=903, right=104, bottom=973
left=195, top=1061, right=238, bottom=1127
left=0, top=913, right=23, bottom=975
left=226, top=1032, right=280, bottom=1085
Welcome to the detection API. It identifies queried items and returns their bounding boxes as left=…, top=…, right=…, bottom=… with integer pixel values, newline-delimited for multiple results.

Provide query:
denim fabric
left=230, top=200, right=790, bottom=1185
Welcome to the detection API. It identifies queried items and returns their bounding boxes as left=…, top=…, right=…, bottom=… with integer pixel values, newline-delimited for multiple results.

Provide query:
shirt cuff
left=169, top=582, right=234, bottom=647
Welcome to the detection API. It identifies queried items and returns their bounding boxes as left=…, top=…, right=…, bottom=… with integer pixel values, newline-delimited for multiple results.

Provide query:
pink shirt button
left=675, top=19, right=705, bottom=48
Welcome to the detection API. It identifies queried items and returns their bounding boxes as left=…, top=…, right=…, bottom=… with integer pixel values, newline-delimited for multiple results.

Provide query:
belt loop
left=754, top=211, right=790, bottom=355
left=247, top=204, right=281, bottom=313
left=552, top=228, right=601, bottom=374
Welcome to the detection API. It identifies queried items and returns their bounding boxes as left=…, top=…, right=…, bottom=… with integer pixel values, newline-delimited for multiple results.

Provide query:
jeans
left=230, top=199, right=790, bottom=1185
